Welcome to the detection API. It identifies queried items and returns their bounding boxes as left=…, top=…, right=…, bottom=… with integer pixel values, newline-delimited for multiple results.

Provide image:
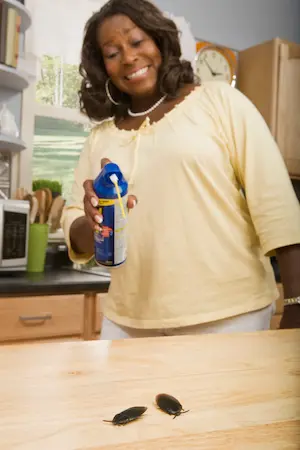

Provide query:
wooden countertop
left=0, top=330, right=299, bottom=449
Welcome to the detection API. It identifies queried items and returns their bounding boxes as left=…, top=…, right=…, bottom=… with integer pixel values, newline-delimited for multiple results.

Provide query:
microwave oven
left=0, top=199, right=30, bottom=271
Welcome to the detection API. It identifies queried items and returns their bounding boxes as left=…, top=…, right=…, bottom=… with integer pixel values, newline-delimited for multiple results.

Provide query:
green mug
left=27, top=223, right=49, bottom=273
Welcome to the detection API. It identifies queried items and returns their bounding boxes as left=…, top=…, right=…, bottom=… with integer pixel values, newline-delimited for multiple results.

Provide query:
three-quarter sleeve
left=61, top=131, right=95, bottom=264
left=216, top=82, right=300, bottom=256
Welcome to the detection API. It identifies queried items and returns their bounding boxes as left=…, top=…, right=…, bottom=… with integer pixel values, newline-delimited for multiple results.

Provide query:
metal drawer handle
left=19, top=313, right=52, bottom=323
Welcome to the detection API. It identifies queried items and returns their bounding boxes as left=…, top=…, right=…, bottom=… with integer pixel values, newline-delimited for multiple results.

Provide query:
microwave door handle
left=0, top=205, right=3, bottom=265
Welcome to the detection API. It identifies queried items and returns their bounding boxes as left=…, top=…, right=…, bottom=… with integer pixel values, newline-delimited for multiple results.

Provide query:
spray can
left=93, top=163, right=128, bottom=267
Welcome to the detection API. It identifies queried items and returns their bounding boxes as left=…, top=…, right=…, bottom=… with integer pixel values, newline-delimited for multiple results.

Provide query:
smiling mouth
left=125, top=66, right=149, bottom=80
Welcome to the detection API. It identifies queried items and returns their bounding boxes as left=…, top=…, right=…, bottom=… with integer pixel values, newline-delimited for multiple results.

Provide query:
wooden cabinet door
left=0, top=295, right=83, bottom=343
left=237, top=38, right=280, bottom=135
left=276, top=42, right=300, bottom=179
left=95, top=294, right=105, bottom=334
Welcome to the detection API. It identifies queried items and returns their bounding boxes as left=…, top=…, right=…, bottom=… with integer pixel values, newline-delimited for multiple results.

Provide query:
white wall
left=155, top=0, right=300, bottom=50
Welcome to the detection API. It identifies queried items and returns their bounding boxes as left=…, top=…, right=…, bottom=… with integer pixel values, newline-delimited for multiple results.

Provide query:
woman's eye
left=106, top=52, right=118, bottom=59
left=132, top=40, right=143, bottom=47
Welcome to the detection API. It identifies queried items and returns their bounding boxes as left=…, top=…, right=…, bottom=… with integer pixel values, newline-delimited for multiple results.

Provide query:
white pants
left=100, top=302, right=276, bottom=340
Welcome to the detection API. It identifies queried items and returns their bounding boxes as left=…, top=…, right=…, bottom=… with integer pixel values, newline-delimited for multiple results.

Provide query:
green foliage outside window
left=36, top=55, right=82, bottom=109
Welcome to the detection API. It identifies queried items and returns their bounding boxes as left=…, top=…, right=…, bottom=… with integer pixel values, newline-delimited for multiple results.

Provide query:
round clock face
left=195, top=48, right=233, bottom=84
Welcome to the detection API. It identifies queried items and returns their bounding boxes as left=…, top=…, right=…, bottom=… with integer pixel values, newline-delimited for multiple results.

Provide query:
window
left=33, top=115, right=89, bottom=202
left=32, top=55, right=90, bottom=203
left=36, top=55, right=81, bottom=109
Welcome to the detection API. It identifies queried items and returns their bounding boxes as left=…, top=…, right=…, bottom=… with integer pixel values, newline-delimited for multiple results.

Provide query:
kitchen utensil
left=14, top=187, right=28, bottom=201
left=33, top=189, right=47, bottom=224
left=42, top=188, right=53, bottom=221
left=47, top=195, right=65, bottom=233
left=24, top=193, right=39, bottom=224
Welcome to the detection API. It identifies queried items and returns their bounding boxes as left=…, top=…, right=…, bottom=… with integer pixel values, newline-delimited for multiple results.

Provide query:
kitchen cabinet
left=0, top=284, right=281, bottom=343
left=0, top=1, right=33, bottom=197
left=0, top=295, right=83, bottom=342
left=0, top=268, right=109, bottom=344
left=0, top=293, right=104, bottom=344
left=95, top=294, right=104, bottom=334
left=237, top=38, right=300, bottom=180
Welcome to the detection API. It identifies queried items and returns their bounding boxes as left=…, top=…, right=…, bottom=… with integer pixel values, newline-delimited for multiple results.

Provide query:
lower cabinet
left=95, top=295, right=104, bottom=335
left=0, top=287, right=283, bottom=344
left=0, top=294, right=105, bottom=344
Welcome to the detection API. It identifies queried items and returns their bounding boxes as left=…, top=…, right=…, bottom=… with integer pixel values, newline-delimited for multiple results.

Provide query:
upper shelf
left=0, top=63, right=30, bottom=91
left=0, top=134, right=26, bottom=152
left=4, top=0, right=32, bottom=32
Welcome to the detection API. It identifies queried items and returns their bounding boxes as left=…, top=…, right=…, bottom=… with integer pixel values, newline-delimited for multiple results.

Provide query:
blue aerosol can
left=93, top=163, right=128, bottom=267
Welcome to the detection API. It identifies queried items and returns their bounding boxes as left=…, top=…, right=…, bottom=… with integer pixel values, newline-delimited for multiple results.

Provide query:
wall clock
left=195, top=41, right=238, bottom=86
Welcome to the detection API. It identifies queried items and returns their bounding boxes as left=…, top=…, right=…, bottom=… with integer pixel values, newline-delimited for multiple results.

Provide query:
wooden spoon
left=23, top=194, right=39, bottom=224
left=14, top=187, right=28, bottom=200
left=47, top=195, right=65, bottom=233
left=23, top=194, right=38, bottom=224
left=42, top=188, right=53, bottom=222
left=33, top=189, right=47, bottom=224
left=30, top=196, right=39, bottom=224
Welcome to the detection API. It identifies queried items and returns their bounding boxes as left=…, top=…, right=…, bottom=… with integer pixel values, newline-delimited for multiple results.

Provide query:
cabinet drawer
left=95, top=294, right=105, bottom=333
left=0, top=295, right=83, bottom=342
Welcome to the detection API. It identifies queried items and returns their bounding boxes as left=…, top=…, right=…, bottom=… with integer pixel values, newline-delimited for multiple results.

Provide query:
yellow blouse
left=62, top=81, right=300, bottom=329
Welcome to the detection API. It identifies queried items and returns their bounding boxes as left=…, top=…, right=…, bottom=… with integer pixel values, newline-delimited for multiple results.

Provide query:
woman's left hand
left=276, top=245, right=300, bottom=329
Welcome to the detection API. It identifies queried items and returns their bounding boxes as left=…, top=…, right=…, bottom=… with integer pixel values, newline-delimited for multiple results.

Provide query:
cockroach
left=103, top=406, right=147, bottom=426
left=155, top=393, right=189, bottom=419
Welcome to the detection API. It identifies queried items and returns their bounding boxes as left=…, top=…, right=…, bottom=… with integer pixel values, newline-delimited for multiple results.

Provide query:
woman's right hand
left=82, top=158, right=137, bottom=232
left=82, top=178, right=103, bottom=232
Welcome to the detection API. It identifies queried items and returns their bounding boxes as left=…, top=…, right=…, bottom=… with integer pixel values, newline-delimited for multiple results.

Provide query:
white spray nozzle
left=109, top=173, right=126, bottom=219
left=109, top=174, right=119, bottom=184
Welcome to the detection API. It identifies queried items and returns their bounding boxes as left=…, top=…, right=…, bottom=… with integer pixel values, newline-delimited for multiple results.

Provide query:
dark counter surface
left=0, top=255, right=280, bottom=298
left=0, top=267, right=110, bottom=297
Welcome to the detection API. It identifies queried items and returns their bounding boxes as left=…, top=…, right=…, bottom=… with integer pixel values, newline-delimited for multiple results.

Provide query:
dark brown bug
left=103, top=406, right=147, bottom=425
left=155, top=393, right=189, bottom=419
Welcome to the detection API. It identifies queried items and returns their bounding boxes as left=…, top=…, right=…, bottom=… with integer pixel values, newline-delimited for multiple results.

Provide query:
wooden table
left=0, top=330, right=299, bottom=449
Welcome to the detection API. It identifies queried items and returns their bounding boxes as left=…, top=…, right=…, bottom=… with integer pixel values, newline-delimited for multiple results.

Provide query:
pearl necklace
left=128, top=94, right=167, bottom=117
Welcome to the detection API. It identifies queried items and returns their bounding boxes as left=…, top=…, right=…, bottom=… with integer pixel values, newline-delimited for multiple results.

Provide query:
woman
left=62, top=0, right=300, bottom=338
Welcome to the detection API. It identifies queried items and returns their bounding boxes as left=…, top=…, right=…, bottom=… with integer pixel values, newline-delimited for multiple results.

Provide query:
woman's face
left=97, top=14, right=162, bottom=98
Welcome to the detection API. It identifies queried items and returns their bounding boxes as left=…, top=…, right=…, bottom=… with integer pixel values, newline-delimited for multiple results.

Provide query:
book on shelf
left=0, top=0, right=22, bottom=69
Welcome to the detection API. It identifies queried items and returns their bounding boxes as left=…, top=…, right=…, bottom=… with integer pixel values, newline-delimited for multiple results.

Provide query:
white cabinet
left=0, top=0, right=33, bottom=197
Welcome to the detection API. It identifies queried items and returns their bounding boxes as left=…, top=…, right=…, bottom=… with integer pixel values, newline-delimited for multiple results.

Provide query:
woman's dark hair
left=79, top=0, right=195, bottom=122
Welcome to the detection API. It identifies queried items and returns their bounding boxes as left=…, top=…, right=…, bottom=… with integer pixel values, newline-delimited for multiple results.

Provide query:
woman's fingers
left=85, top=202, right=102, bottom=231
left=83, top=179, right=102, bottom=230
left=127, top=195, right=137, bottom=210
left=101, top=157, right=111, bottom=169
left=83, top=179, right=98, bottom=207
